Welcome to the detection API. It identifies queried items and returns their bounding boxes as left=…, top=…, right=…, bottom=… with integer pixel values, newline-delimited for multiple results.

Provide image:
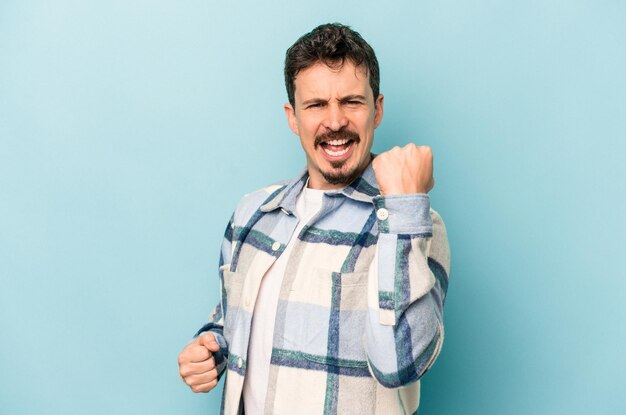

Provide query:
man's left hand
left=372, top=144, right=434, bottom=195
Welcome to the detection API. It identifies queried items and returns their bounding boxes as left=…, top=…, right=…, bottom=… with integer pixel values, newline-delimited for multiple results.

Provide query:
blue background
left=1, top=1, right=625, bottom=414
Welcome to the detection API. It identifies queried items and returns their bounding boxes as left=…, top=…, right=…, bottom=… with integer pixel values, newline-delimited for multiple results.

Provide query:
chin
left=320, top=165, right=360, bottom=186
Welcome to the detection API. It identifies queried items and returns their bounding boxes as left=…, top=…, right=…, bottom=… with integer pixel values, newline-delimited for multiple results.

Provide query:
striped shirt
left=197, top=161, right=450, bottom=415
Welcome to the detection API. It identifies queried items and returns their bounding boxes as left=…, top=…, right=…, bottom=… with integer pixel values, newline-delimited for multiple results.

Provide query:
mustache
left=314, top=130, right=360, bottom=149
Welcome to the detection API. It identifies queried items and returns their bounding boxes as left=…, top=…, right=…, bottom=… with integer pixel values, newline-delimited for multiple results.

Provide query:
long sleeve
left=365, top=194, right=450, bottom=388
left=194, top=215, right=236, bottom=379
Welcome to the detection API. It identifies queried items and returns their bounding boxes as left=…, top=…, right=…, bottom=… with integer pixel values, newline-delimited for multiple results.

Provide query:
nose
left=324, top=103, right=348, bottom=132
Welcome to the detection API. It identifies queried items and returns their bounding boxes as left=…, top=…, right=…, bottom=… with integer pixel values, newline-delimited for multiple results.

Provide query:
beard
left=314, top=130, right=363, bottom=186
left=320, top=166, right=359, bottom=186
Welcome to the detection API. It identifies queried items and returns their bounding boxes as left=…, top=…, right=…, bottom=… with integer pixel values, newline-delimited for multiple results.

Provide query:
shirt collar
left=260, top=155, right=381, bottom=214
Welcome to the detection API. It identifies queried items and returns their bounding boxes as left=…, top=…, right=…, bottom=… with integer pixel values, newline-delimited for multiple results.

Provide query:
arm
left=365, top=194, right=450, bottom=387
left=196, top=215, right=236, bottom=373
left=178, top=216, right=235, bottom=392
left=365, top=144, right=451, bottom=388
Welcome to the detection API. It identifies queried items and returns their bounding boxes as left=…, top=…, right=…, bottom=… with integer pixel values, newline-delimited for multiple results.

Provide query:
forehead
left=294, top=61, right=371, bottom=100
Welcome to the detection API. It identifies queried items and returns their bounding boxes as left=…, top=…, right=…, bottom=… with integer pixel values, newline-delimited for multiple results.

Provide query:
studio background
left=1, top=1, right=624, bottom=414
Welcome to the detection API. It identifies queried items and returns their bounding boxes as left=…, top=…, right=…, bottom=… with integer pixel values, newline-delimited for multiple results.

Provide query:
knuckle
left=189, top=375, right=201, bottom=387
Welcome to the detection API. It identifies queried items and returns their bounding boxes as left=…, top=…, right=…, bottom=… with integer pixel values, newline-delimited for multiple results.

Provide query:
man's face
left=284, top=61, right=384, bottom=190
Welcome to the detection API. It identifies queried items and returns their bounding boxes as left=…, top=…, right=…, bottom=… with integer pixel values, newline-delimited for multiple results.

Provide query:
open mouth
left=320, top=138, right=354, bottom=157
left=315, top=132, right=360, bottom=162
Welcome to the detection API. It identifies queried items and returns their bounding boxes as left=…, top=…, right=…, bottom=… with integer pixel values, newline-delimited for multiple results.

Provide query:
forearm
left=192, top=215, right=236, bottom=379
left=365, top=194, right=450, bottom=387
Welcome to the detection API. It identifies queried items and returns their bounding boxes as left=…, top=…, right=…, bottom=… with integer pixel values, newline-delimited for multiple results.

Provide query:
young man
left=178, top=23, right=450, bottom=415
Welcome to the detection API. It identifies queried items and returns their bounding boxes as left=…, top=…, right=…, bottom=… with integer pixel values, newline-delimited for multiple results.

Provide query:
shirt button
left=245, top=296, right=251, bottom=307
left=237, top=357, right=243, bottom=368
left=271, top=241, right=281, bottom=251
left=376, top=208, right=389, bottom=220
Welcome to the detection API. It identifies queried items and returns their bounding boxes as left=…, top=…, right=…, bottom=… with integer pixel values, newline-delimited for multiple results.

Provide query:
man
left=178, top=23, right=450, bottom=415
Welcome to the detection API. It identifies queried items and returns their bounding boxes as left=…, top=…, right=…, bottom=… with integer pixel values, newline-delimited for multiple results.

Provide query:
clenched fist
left=178, top=332, right=221, bottom=393
left=372, top=144, right=434, bottom=195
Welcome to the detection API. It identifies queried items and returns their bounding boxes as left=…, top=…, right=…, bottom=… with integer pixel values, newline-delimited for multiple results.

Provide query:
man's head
left=284, top=23, right=380, bottom=109
left=284, top=23, right=384, bottom=190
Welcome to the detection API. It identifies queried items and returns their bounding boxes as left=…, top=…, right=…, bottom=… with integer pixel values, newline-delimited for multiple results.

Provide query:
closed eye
left=305, top=101, right=327, bottom=109
left=340, top=98, right=366, bottom=106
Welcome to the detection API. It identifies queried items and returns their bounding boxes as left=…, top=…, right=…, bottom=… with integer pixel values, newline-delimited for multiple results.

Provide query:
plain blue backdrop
left=1, top=1, right=624, bottom=414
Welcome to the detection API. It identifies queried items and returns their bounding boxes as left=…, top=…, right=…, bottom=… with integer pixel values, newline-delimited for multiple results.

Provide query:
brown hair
left=284, top=23, right=380, bottom=108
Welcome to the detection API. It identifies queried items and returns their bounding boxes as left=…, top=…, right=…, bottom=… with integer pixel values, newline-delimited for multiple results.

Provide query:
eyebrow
left=339, top=94, right=367, bottom=102
left=301, top=98, right=327, bottom=107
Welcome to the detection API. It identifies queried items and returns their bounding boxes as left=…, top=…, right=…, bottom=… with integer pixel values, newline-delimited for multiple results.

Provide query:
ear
left=374, top=94, right=384, bottom=128
left=284, top=103, right=300, bottom=136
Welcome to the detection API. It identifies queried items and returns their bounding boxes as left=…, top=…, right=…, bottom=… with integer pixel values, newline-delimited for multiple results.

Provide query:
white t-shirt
left=242, top=186, right=324, bottom=414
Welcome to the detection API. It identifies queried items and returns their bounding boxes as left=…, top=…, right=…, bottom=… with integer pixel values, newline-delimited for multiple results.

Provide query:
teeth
left=323, top=147, right=349, bottom=157
left=326, top=138, right=349, bottom=146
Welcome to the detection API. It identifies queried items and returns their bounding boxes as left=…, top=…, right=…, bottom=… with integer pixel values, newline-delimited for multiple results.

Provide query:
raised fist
left=178, top=332, right=221, bottom=393
left=372, top=144, right=434, bottom=195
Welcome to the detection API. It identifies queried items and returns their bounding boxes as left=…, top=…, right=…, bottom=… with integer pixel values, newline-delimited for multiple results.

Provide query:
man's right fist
left=178, top=332, right=221, bottom=393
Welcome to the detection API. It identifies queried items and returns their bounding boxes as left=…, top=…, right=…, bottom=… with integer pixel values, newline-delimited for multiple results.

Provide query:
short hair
left=284, top=23, right=380, bottom=108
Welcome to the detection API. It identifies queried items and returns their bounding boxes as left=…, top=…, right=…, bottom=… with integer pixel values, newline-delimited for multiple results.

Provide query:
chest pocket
left=294, top=268, right=370, bottom=366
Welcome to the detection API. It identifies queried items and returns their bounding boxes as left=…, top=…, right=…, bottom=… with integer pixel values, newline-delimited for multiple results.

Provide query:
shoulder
left=231, top=180, right=289, bottom=224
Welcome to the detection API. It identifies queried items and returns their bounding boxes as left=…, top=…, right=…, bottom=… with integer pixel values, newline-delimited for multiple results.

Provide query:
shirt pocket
left=299, top=269, right=370, bottom=367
